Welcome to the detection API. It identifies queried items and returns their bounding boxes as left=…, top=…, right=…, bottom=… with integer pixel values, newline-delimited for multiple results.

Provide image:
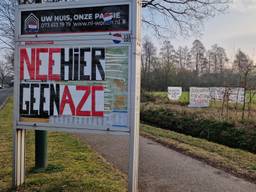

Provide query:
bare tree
left=221, top=87, right=230, bottom=118
left=141, top=37, right=157, bottom=91
left=142, top=0, right=231, bottom=36
left=233, top=50, right=255, bottom=121
left=190, top=39, right=206, bottom=75
left=0, top=0, right=16, bottom=51
left=0, top=59, right=13, bottom=87
left=176, top=46, right=190, bottom=69
left=207, top=44, right=228, bottom=73
left=159, top=40, right=176, bottom=88
left=247, top=89, right=256, bottom=119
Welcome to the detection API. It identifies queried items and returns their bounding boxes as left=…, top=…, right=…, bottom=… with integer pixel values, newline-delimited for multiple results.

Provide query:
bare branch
left=0, top=0, right=231, bottom=51
left=142, top=0, right=231, bottom=37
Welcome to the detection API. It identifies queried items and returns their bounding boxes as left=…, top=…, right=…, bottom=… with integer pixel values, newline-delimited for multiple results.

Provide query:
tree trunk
left=247, top=91, right=252, bottom=119
left=235, top=75, right=242, bottom=116
left=1, top=78, right=4, bottom=88
left=241, top=74, right=247, bottom=121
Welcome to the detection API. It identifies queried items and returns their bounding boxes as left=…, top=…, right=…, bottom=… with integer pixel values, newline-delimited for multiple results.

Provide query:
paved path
left=76, top=134, right=256, bottom=192
left=0, top=88, right=12, bottom=107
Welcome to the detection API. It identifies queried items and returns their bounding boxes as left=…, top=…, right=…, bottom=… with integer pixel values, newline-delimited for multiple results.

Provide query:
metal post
left=128, top=121, right=140, bottom=192
left=35, top=130, right=48, bottom=169
left=128, top=0, right=141, bottom=191
left=13, top=129, right=26, bottom=187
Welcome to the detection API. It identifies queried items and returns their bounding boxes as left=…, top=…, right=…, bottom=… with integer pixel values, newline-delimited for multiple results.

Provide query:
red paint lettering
left=36, top=48, right=48, bottom=80
left=49, top=48, right=61, bottom=81
left=20, top=48, right=36, bottom=80
left=60, top=86, right=75, bottom=115
left=92, top=85, right=104, bottom=116
left=76, top=85, right=90, bottom=116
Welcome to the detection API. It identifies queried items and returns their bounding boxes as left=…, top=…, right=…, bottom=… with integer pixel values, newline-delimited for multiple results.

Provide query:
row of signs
left=167, top=87, right=245, bottom=108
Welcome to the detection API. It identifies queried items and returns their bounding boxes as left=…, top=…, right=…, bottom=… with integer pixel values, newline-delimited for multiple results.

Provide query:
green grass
left=178, top=91, right=189, bottom=105
left=0, top=99, right=127, bottom=192
left=141, top=123, right=256, bottom=182
left=150, top=92, right=167, bottom=99
left=151, top=91, right=189, bottom=104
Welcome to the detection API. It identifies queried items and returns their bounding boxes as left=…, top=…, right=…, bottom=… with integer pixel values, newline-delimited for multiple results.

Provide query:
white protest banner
left=229, top=88, right=245, bottom=104
left=189, top=87, right=210, bottom=108
left=209, top=87, right=225, bottom=101
left=209, top=87, right=244, bottom=104
left=167, top=87, right=182, bottom=101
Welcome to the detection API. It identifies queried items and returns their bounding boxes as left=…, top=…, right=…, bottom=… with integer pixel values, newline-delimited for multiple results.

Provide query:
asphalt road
left=0, top=88, right=13, bottom=107
left=76, top=134, right=256, bottom=192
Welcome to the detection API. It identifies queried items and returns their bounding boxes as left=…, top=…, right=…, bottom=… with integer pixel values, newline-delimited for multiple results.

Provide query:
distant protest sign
left=189, top=87, right=210, bottom=108
left=209, top=87, right=244, bottom=104
left=167, top=87, right=182, bottom=101
left=229, top=88, right=245, bottom=103
left=209, top=87, right=225, bottom=101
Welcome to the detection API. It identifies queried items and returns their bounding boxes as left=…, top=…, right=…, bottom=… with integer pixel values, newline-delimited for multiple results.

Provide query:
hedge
left=140, top=104, right=256, bottom=153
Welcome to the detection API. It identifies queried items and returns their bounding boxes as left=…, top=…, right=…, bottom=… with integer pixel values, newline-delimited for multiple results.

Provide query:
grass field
left=0, top=99, right=127, bottom=192
left=141, top=124, right=256, bottom=182
left=152, top=91, right=189, bottom=105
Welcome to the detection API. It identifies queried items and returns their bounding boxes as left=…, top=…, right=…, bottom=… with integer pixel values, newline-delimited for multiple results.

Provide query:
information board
left=14, top=1, right=135, bottom=133
left=18, top=45, right=129, bottom=131
left=14, top=1, right=141, bottom=190
left=21, top=4, right=129, bottom=35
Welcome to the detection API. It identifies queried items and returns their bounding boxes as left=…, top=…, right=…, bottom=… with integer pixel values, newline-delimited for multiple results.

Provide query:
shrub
left=141, top=103, right=256, bottom=153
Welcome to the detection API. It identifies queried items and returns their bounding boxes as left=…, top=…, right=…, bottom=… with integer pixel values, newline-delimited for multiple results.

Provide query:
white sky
left=145, top=0, right=256, bottom=62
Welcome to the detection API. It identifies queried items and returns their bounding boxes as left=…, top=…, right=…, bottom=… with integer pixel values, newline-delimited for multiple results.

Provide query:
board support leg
left=128, top=122, right=139, bottom=192
left=13, top=129, right=25, bottom=188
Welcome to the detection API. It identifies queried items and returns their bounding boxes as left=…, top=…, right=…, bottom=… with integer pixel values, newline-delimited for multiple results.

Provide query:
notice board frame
left=13, top=0, right=141, bottom=191
left=15, top=41, right=132, bottom=133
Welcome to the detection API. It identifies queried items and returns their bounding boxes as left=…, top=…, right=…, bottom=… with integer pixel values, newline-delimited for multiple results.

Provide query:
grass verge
left=141, top=123, right=256, bottom=183
left=0, top=98, right=127, bottom=192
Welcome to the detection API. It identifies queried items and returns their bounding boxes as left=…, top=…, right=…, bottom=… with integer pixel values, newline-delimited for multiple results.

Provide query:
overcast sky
left=1, top=1, right=255, bottom=63
left=146, top=0, right=256, bottom=62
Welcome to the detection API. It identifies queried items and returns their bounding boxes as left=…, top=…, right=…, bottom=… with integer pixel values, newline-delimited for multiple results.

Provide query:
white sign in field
left=229, top=88, right=245, bottom=103
left=209, top=87, right=245, bottom=104
left=189, top=87, right=210, bottom=108
left=209, top=87, right=224, bottom=101
left=167, top=87, right=182, bottom=101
